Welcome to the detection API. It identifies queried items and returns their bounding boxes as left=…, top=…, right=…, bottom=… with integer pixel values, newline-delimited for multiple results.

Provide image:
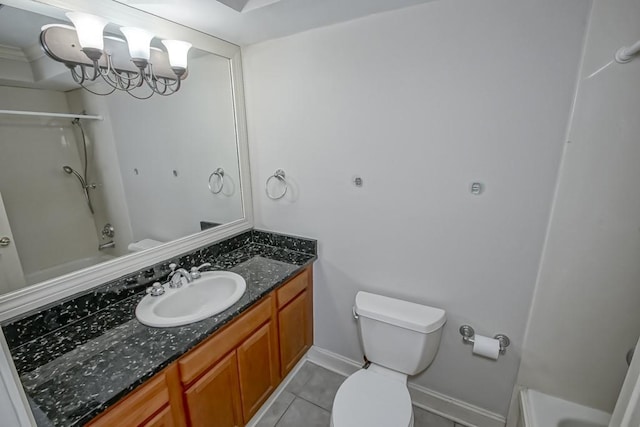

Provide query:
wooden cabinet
left=143, top=406, right=175, bottom=427
left=87, top=364, right=184, bottom=427
left=180, top=294, right=280, bottom=425
left=177, top=297, right=273, bottom=386
left=184, top=351, right=243, bottom=427
left=90, top=267, right=313, bottom=427
left=277, top=268, right=313, bottom=377
left=237, top=322, right=279, bottom=421
left=278, top=289, right=310, bottom=376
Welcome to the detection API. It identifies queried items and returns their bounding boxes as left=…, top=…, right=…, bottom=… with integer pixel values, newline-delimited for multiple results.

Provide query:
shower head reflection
left=62, top=165, right=94, bottom=214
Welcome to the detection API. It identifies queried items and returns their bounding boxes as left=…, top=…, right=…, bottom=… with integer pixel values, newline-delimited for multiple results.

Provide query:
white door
left=610, top=338, right=640, bottom=426
left=0, top=192, right=25, bottom=294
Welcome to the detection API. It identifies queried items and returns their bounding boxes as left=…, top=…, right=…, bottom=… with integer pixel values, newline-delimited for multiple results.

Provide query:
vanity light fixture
left=39, top=11, right=192, bottom=99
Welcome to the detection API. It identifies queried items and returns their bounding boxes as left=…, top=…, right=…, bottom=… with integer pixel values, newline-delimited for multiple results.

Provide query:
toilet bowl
left=330, top=291, right=446, bottom=427
left=331, top=365, right=414, bottom=427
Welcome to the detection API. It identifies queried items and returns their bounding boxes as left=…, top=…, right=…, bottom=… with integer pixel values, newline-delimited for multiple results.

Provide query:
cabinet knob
left=0, top=237, right=10, bottom=247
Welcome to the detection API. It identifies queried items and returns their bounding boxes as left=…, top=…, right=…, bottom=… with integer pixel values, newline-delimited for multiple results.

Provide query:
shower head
left=63, top=165, right=84, bottom=184
left=62, top=165, right=94, bottom=214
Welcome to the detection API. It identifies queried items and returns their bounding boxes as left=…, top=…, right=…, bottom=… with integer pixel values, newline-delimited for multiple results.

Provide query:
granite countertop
left=2, top=230, right=316, bottom=427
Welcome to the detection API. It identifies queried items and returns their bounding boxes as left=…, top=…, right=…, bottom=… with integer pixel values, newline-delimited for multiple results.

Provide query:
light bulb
left=120, top=27, right=154, bottom=62
left=66, top=12, right=108, bottom=51
left=161, top=40, right=192, bottom=71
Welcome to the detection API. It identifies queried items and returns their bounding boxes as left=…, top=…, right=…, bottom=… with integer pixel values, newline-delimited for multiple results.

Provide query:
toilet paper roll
left=472, top=335, right=501, bottom=360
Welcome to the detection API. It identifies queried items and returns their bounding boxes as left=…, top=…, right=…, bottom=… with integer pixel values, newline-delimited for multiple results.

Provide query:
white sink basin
left=135, top=271, right=246, bottom=327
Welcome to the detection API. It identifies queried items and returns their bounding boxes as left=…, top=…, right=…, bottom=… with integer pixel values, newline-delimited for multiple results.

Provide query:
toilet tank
left=355, top=291, right=446, bottom=376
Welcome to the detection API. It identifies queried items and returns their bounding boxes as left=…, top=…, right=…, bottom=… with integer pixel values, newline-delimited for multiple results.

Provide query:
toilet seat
left=331, top=368, right=413, bottom=427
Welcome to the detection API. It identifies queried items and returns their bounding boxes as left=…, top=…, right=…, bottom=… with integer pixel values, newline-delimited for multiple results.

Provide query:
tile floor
left=255, top=361, right=465, bottom=427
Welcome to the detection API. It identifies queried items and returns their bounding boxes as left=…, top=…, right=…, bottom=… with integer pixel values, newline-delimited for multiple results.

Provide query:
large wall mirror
left=0, top=0, right=252, bottom=317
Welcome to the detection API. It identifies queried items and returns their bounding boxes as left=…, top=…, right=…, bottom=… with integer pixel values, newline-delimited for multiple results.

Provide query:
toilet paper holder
left=459, top=325, right=510, bottom=355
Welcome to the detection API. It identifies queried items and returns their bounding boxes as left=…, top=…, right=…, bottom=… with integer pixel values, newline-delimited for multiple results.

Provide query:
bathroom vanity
left=90, top=267, right=312, bottom=427
left=2, top=230, right=316, bottom=426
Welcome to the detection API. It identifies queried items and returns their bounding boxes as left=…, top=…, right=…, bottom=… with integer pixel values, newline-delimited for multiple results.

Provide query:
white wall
left=0, top=55, right=34, bottom=86
left=66, top=89, right=134, bottom=257
left=517, top=0, right=640, bottom=413
left=97, top=53, right=243, bottom=244
left=243, top=0, right=590, bottom=416
left=0, top=86, right=99, bottom=277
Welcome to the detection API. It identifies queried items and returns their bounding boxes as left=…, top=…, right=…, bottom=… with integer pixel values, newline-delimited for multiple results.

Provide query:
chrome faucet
left=98, top=241, right=115, bottom=250
left=190, top=263, right=211, bottom=279
left=168, top=263, right=193, bottom=288
left=168, top=262, right=212, bottom=288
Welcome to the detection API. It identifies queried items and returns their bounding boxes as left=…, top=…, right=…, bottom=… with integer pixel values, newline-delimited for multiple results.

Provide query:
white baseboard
left=409, top=382, right=506, bottom=427
left=306, top=346, right=506, bottom=427
left=306, top=345, right=363, bottom=376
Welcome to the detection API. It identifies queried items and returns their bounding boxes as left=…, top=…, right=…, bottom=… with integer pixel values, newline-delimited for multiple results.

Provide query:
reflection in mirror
left=0, top=4, right=244, bottom=295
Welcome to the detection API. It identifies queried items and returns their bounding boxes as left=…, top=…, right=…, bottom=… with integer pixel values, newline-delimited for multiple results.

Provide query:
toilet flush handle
left=352, top=306, right=359, bottom=320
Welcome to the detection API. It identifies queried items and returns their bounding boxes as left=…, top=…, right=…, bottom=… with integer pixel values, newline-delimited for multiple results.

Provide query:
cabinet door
left=178, top=297, right=272, bottom=386
left=278, top=290, right=311, bottom=377
left=184, top=351, right=243, bottom=427
left=237, top=322, right=278, bottom=422
left=143, top=406, right=174, bottom=427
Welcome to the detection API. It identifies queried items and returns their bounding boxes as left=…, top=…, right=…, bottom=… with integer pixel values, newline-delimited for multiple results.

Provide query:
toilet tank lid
left=355, top=291, right=446, bottom=333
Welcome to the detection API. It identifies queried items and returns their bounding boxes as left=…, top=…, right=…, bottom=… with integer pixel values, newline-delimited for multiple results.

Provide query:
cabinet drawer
left=88, top=371, right=169, bottom=427
left=277, top=269, right=310, bottom=308
left=178, top=296, right=273, bottom=385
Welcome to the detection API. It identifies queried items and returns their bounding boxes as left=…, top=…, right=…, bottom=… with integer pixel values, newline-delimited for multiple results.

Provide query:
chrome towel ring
left=266, top=169, right=288, bottom=200
left=208, top=168, right=225, bottom=194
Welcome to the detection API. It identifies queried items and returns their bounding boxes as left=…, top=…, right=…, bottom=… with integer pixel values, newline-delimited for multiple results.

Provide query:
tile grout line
left=273, top=362, right=337, bottom=425
left=293, top=395, right=332, bottom=414
left=290, top=361, right=342, bottom=413
left=271, top=397, right=296, bottom=427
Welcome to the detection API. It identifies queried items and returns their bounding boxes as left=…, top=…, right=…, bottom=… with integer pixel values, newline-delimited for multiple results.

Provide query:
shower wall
left=66, top=90, right=134, bottom=258
left=0, top=86, right=99, bottom=281
left=516, top=0, right=640, bottom=413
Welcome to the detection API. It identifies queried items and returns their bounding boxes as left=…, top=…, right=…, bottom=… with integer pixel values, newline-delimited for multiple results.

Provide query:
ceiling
left=115, top=0, right=436, bottom=46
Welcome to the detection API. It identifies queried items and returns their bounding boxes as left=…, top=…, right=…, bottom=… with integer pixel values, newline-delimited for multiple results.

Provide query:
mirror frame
left=0, top=0, right=254, bottom=321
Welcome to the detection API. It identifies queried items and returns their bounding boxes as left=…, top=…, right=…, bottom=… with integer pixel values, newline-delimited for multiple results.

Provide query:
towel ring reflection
left=208, top=168, right=225, bottom=194
left=265, top=169, right=288, bottom=200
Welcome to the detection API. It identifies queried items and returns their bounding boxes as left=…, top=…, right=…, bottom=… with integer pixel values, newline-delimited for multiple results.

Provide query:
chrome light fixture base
left=81, top=47, right=103, bottom=61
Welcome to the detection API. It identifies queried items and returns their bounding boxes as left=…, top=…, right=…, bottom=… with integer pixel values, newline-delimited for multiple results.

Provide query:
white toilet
left=330, top=291, right=446, bottom=427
